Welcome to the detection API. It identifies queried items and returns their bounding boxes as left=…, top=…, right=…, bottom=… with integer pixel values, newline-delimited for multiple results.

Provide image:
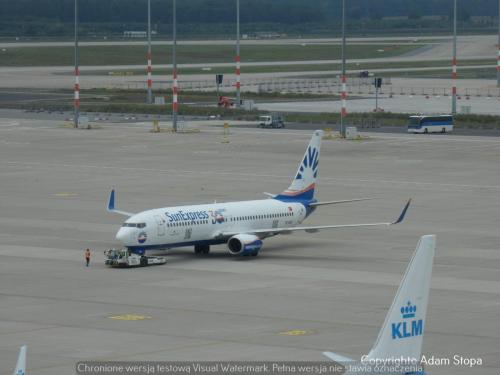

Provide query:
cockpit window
left=122, top=222, right=146, bottom=228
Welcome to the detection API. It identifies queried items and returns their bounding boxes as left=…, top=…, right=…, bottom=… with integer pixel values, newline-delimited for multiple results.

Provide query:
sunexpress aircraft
left=108, top=130, right=411, bottom=256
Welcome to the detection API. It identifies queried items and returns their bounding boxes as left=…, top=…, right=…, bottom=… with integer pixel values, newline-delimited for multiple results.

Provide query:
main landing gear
left=194, top=244, right=210, bottom=255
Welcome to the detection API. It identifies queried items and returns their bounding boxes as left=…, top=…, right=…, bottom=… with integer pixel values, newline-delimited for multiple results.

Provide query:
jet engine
left=227, top=234, right=262, bottom=256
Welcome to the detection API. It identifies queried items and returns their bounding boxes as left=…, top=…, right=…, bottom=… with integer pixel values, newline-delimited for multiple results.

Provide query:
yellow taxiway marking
left=53, top=192, right=78, bottom=197
left=108, top=314, right=152, bottom=321
left=279, top=329, right=314, bottom=336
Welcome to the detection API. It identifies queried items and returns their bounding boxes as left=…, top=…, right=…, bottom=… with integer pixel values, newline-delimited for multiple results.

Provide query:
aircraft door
left=154, top=215, right=166, bottom=236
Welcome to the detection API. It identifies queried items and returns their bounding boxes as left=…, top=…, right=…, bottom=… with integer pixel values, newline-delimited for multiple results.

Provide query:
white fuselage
left=115, top=199, right=308, bottom=251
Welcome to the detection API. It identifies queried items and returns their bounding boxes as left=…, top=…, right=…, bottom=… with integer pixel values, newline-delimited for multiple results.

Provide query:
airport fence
left=109, top=77, right=500, bottom=99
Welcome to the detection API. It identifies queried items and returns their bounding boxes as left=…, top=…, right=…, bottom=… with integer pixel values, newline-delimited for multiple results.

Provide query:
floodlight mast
left=340, top=0, right=347, bottom=138
left=497, top=0, right=500, bottom=87
left=147, top=0, right=152, bottom=104
left=236, top=0, right=241, bottom=108
left=452, top=0, right=457, bottom=115
left=172, top=0, right=178, bottom=132
left=74, top=0, right=80, bottom=129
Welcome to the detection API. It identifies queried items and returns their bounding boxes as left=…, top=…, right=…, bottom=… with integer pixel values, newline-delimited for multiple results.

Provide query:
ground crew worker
left=85, top=248, right=91, bottom=267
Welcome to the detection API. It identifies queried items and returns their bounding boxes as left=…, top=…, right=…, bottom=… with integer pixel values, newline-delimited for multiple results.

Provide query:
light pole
left=340, top=0, right=347, bottom=137
left=147, top=0, right=152, bottom=104
left=74, top=0, right=79, bottom=129
left=452, top=0, right=457, bottom=115
left=172, top=0, right=178, bottom=132
left=235, top=0, right=241, bottom=107
left=497, top=0, right=500, bottom=87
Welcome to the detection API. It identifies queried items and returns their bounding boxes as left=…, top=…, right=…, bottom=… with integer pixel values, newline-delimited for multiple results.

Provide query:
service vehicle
left=258, top=113, right=285, bottom=128
left=408, top=115, right=454, bottom=134
left=104, top=248, right=166, bottom=267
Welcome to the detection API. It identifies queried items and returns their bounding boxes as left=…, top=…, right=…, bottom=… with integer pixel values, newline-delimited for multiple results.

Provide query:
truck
left=218, top=96, right=234, bottom=108
left=104, top=248, right=167, bottom=268
left=258, top=114, right=285, bottom=128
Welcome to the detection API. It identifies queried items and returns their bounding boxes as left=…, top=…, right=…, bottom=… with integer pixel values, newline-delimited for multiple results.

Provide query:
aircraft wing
left=220, top=199, right=411, bottom=237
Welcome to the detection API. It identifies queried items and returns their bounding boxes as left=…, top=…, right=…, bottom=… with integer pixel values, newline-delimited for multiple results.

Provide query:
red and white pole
left=235, top=55, right=241, bottom=100
left=146, top=0, right=152, bottom=104
left=235, top=0, right=241, bottom=107
left=497, top=0, right=500, bottom=87
left=73, top=0, right=79, bottom=128
left=173, top=69, right=178, bottom=113
left=74, top=67, right=80, bottom=113
left=172, top=0, right=178, bottom=131
left=452, top=57, right=457, bottom=97
left=147, top=52, right=152, bottom=100
left=339, top=0, right=347, bottom=137
left=451, top=0, right=457, bottom=114
left=497, top=43, right=500, bottom=87
left=341, top=74, right=347, bottom=118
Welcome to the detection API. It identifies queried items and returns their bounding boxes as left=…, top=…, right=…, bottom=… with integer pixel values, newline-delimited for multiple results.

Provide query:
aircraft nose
left=116, top=228, right=133, bottom=243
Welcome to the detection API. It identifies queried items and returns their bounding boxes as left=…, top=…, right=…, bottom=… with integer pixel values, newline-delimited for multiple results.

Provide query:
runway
left=0, top=116, right=499, bottom=374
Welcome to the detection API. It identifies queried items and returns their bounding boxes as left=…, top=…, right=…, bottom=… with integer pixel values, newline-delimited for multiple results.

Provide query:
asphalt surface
left=0, top=34, right=498, bottom=91
left=0, top=116, right=499, bottom=374
left=256, top=96, right=500, bottom=116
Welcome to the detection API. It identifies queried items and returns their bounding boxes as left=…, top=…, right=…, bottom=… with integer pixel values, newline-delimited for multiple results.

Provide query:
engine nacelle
left=227, top=234, right=262, bottom=256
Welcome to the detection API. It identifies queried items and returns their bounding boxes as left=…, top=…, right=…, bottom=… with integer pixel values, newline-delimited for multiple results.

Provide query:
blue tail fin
left=275, top=130, right=323, bottom=202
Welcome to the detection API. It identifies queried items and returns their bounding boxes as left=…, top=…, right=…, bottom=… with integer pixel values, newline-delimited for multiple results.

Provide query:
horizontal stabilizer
left=323, top=351, right=355, bottom=365
left=107, top=189, right=134, bottom=217
left=262, top=192, right=276, bottom=198
left=309, top=197, right=374, bottom=207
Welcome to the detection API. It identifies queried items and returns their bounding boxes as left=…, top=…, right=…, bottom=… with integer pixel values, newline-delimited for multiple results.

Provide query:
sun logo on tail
left=296, top=146, right=319, bottom=180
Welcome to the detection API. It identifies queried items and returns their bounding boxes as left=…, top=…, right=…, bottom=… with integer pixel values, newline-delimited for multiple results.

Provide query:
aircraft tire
left=195, top=244, right=210, bottom=255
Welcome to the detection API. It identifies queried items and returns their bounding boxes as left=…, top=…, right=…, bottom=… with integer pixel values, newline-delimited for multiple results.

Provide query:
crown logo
left=400, top=301, right=417, bottom=319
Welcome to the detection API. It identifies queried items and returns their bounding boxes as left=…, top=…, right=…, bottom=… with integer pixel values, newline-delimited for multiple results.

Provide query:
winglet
left=107, top=189, right=134, bottom=217
left=107, top=189, right=116, bottom=211
left=391, top=198, right=411, bottom=225
left=13, top=345, right=26, bottom=375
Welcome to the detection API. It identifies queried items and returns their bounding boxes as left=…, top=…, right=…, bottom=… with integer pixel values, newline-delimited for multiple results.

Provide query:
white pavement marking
left=3, top=160, right=500, bottom=191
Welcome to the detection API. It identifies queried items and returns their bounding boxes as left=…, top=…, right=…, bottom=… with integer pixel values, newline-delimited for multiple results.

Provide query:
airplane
left=108, top=130, right=411, bottom=257
left=323, top=235, right=436, bottom=374
left=11, top=345, right=26, bottom=375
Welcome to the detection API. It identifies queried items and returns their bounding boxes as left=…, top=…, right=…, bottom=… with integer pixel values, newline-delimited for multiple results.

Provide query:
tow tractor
left=104, top=248, right=167, bottom=268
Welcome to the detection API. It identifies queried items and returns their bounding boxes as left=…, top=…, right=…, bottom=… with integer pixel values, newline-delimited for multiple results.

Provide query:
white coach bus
left=408, top=115, right=454, bottom=134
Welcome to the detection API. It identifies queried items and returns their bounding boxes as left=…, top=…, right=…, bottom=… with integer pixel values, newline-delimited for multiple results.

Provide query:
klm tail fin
left=275, top=130, right=323, bottom=202
left=13, top=345, right=26, bottom=375
left=366, top=235, right=436, bottom=362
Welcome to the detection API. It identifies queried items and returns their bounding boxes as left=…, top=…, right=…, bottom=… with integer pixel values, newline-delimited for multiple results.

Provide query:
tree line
left=0, top=0, right=497, bottom=37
